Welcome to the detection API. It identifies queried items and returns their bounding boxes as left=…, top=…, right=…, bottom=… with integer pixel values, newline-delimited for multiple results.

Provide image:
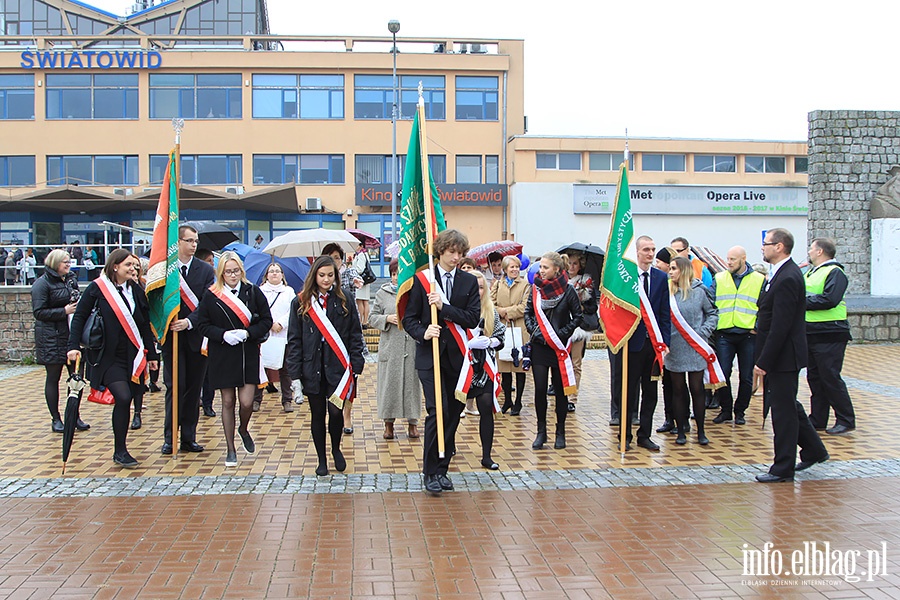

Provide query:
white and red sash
left=532, top=287, right=577, bottom=395
left=307, top=294, right=354, bottom=409
left=484, top=344, right=502, bottom=413
left=637, top=278, right=668, bottom=379
left=209, top=285, right=267, bottom=387
left=669, top=294, right=726, bottom=390
left=180, top=275, right=208, bottom=356
left=96, top=275, right=147, bottom=383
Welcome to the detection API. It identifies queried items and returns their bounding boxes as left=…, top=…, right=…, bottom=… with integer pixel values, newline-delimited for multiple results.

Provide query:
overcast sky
left=88, top=0, right=899, bottom=141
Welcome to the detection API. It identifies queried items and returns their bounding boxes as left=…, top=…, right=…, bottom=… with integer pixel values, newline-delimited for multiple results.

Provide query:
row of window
left=0, top=73, right=500, bottom=121
left=536, top=152, right=809, bottom=174
left=1, top=153, right=502, bottom=187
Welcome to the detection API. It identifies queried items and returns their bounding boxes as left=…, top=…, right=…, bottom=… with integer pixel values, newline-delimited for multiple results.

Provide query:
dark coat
left=755, top=258, right=807, bottom=373
left=67, top=279, right=159, bottom=384
left=32, top=267, right=80, bottom=365
left=285, top=287, right=366, bottom=397
left=166, top=257, right=216, bottom=352
left=196, top=282, right=273, bottom=389
left=524, top=284, right=584, bottom=365
left=401, top=267, right=481, bottom=374
left=629, top=267, right=672, bottom=351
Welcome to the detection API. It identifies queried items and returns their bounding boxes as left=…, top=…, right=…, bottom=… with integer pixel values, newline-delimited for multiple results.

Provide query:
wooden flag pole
left=619, top=348, right=629, bottom=455
left=171, top=118, right=184, bottom=458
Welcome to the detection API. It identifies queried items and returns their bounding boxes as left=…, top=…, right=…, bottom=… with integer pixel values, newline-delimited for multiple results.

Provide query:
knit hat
left=656, top=246, right=674, bottom=265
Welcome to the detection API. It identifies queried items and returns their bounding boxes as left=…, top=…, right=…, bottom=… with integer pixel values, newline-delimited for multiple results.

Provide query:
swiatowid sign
left=356, top=183, right=507, bottom=207
left=20, top=50, right=163, bottom=70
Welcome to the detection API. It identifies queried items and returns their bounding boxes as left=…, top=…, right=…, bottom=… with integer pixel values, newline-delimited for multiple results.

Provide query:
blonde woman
left=490, top=255, right=531, bottom=415
left=196, top=251, right=273, bottom=467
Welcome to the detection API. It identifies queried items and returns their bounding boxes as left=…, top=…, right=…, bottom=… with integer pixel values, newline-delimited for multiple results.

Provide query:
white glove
left=467, top=335, right=491, bottom=350
left=235, top=329, right=249, bottom=342
left=489, top=336, right=502, bottom=349
left=223, top=330, right=243, bottom=346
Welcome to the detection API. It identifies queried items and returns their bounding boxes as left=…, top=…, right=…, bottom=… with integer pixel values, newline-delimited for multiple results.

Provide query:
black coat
left=31, top=267, right=79, bottom=365
left=67, top=279, right=159, bottom=385
left=196, top=282, right=273, bottom=389
left=167, top=257, right=216, bottom=352
left=524, top=285, right=584, bottom=352
left=285, top=288, right=366, bottom=397
left=755, top=258, right=807, bottom=373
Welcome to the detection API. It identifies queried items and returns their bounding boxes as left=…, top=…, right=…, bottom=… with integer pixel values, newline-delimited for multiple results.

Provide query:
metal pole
left=389, top=20, right=400, bottom=253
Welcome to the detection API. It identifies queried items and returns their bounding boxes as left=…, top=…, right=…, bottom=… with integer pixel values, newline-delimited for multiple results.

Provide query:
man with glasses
left=161, top=224, right=216, bottom=455
left=670, top=237, right=712, bottom=288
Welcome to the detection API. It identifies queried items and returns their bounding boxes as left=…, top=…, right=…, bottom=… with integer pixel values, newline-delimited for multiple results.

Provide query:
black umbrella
left=557, top=243, right=606, bottom=291
left=183, top=220, right=239, bottom=251
left=62, top=357, right=87, bottom=475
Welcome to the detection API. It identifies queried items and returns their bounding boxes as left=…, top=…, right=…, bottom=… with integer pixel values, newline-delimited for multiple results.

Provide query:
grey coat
left=667, top=280, right=719, bottom=373
left=370, top=283, right=421, bottom=421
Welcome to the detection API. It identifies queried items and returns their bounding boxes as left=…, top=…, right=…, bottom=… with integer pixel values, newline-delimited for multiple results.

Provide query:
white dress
left=259, top=281, right=296, bottom=369
left=353, top=251, right=371, bottom=301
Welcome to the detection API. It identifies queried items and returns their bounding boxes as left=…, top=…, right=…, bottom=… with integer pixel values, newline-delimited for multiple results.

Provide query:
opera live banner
left=356, top=184, right=507, bottom=208
left=573, top=184, right=807, bottom=216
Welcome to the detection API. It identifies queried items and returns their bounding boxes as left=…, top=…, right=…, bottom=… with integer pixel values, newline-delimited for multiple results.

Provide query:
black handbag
left=80, top=300, right=104, bottom=367
left=360, top=257, right=377, bottom=285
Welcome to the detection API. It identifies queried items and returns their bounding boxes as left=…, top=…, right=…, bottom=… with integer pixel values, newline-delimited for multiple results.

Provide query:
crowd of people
left=27, top=225, right=855, bottom=487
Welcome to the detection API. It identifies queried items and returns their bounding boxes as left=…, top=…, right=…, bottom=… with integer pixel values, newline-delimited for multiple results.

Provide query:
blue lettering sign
left=19, top=50, right=162, bottom=70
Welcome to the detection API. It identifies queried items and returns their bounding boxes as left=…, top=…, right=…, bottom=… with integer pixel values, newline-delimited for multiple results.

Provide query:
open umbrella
left=263, top=229, right=359, bottom=259
left=347, top=229, right=382, bottom=250
left=244, top=251, right=310, bottom=292
left=557, top=242, right=606, bottom=291
left=692, top=245, right=727, bottom=273
left=468, top=240, right=523, bottom=266
left=62, top=357, right=87, bottom=475
left=222, top=241, right=255, bottom=260
left=183, top=221, right=240, bottom=251
left=385, top=240, right=401, bottom=259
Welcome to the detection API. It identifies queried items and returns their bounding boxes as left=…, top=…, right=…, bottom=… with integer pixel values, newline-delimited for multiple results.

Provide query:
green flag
left=396, top=107, right=445, bottom=324
left=598, top=162, right=641, bottom=352
left=146, top=149, right=181, bottom=344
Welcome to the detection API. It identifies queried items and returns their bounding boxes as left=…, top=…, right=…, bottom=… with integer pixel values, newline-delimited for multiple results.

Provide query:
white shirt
left=638, top=268, right=652, bottom=295
left=437, top=265, right=457, bottom=296
left=225, top=281, right=241, bottom=295
left=178, top=257, right=193, bottom=275
left=767, top=256, right=791, bottom=282
left=116, top=282, right=136, bottom=314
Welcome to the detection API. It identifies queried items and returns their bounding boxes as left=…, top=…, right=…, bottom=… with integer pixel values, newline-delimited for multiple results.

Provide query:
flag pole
left=620, top=133, right=630, bottom=456
left=417, top=84, right=446, bottom=458
left=171, top=118, right=184, bottom=458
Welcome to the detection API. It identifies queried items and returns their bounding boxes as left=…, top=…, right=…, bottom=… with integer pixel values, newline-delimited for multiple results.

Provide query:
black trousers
left=618, top=342, right=658, bottom=443
left=807, top=340, right=855, bottom=429
left=162, top=344, right=207, bottom=445
left=418, top=365, right=463, bottom=477
left=608, top=349, right=640, bottom=421
left=766, top=370, right=828, bottom=478
left=715, top=331, right=756, bottom=416
left=531, top=362, right=568, bottom=434
left=473, top=389, right=495, bottom=462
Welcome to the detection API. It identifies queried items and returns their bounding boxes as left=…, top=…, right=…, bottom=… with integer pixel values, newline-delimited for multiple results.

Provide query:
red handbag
left=87, top=387, right=115, bottom=405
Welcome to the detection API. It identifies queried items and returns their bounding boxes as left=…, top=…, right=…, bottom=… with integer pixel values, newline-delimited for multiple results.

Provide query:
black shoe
left=756, top=473, right=793, bottom=483
left=637, top=438, right=660, bottom=451
left=656, top=420, right=675, bottom=433
left=567, top=402, right=576, bottom=413
left=698, top=433, right=709, bottom=445
left=148, top=383, right=161, bottom=393
left=333, top=449, right=346, bottom=472
left=316, top=463, right=328, bottom=477
left=631, top=416, right=640, bottom=426
left=113, top=452, right=139, bottom=469
left=180, top=441, right=205, bottom=453
left=437, top=473, right=454, bottom=491
left=547, top=385, right=555, bottom=395
left=532, top=431, right=547, bottom=449
left=609, top=418, right=620, bottom=427
left=75, top=419, right=90, bottom=431
left=52, top=418, right=64, bottom=433
left=707, top=400, right=720, bottom=410
left=501, top=400, right=512, bottom=414
left=424, top=474, right=442, bottom=495
left=734, top=413, right=746, bottom=425
left=796, top=453, right=829, bottom=472
left=238, top=430, right=254, bottom=454
left=130, top=413, right=142, bottom=430
left=161, top=443, right=173, bottom=455
left=343, top=427, right=354, bottom=435
left=481, top=459, right=499, bottom=470
left=202, top=406, right=216, bottom=418
left=510, top=404, right=522, bottom=416
left=826, top=424, right=855, bottom=435
left=554, top=434, right=566, bottom=449
left=225, top=451, right=238, bottom=467
left=266, top=384, right=278, bottom=394
left=675, top=434, right=687, bottom=445
left=712, top=412, right=732, bottom=424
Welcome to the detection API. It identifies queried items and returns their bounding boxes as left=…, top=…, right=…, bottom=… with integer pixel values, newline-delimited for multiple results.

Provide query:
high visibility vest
left=715, top=270, right=764, bottom=330
left=805, top=264, right=847, bottom=322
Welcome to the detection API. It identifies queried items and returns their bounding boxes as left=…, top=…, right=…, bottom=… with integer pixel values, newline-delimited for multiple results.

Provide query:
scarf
left=569, top=273, right=594, bottom=303
left=534, top=271, right=569, bottom=304
left=259, top=280, right=290, bottom=294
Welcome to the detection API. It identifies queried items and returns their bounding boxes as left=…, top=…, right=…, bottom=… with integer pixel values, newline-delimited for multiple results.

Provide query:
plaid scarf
left=534, top=271, right=569, bottom=300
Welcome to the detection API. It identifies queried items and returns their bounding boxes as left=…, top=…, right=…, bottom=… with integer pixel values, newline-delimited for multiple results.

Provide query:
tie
left=181, top=265, right=188, bottom=278
left=117, top=285, right=131, bottom=311
left=641, top=271, right=650, bottom=296
left=231, top=288, right=238, bottom=295
left=319, top=293, right=328, bottom=307
left=444, top=272, right=453, bottom=299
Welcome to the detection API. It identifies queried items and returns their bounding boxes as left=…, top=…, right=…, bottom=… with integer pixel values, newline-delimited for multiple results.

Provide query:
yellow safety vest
left=805, top=264, right=847, bottom=322
left=715, top=270, right=764, bottom=330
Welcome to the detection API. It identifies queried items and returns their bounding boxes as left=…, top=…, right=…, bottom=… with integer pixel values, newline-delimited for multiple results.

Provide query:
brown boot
left=383, top=421, right=395, bottom=439
left=282, top=402, right=293, bottom=413
left=407, top=423, right=420, bottom=438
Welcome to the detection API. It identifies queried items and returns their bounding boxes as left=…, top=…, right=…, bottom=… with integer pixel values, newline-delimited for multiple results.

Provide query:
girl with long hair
left=286, top=255, right=366, bottom=476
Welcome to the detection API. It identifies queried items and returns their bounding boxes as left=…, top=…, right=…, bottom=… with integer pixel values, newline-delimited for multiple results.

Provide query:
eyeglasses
left=180, top=238, right=199, bottom=244
left=761, top=242, right=778, bottom=247
left=672, top=247, right=688, bottom=253
left=224, top=268, right=242, bottom=275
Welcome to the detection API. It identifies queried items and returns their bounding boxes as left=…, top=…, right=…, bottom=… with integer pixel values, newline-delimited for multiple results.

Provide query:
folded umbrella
left=468, top=240, right=523, bottom=267
left=62, top=357, right=87, bottom=475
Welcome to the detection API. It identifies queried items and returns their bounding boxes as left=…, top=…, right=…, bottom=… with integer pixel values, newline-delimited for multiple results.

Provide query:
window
left=486, top=155, right=499, bottom=184
left=355, top=154, right=446, bottom=184
left=589, top=153, right=633, bottom=171
left=400, top=76, right=445, bottom=120
left=456, top=156, right=482, bottom=184
left=47, top=155, right=138, bottom=186
left=0, top=156, right=35, bottom=186
left=745, top=155, right=786, bottom=174
left=642, top=153, right=685, bottom=172
left=150, top=154, right=242, bottom=185
left=299, top=155, right=344, bottom=184
left=694, top=155, right=735, bottom=173
left=0, top=74, right=34, bottom=120
left=254, top=155, right=297, bottom=184
left=354, top=75, right=392, bottom=119
left=455, top=76, right=498, bottom=120
left=252, top=75, right=344, bottom=119
left=536, top=152, right=581, bottom=170
left=46, top=74, right=138, bottom=120
left=149, top=74, right=242, bottom=119
left=794, top=157, right=808, bottom=174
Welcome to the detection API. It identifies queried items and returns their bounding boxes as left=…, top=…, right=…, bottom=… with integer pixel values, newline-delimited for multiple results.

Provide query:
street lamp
left=388, top=19, right=400, bottom=251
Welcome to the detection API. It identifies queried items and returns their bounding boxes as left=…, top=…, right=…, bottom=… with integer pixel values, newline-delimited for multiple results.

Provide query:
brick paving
left=0, top=344, right=897, bottom=597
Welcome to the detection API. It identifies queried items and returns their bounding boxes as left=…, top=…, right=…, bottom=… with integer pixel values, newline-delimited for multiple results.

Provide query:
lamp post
left=388, top=19, right=400, bottom=250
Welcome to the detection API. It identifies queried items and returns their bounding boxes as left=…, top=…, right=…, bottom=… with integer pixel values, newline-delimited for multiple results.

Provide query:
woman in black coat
left=285, top=255, right=365, bottom=476
left=524, top=251, right=584, bottom=450
left=31, top=248, right=89, bottom=434
left=67, top=249, right=159, bottom=468
left=196, top=251, right=273, bottom=468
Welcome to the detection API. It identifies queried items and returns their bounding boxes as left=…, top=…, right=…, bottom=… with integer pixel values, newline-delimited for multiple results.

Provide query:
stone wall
left=0, top=288, right=36, bottom=362
left=808, top=110, right=900, bottom=295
